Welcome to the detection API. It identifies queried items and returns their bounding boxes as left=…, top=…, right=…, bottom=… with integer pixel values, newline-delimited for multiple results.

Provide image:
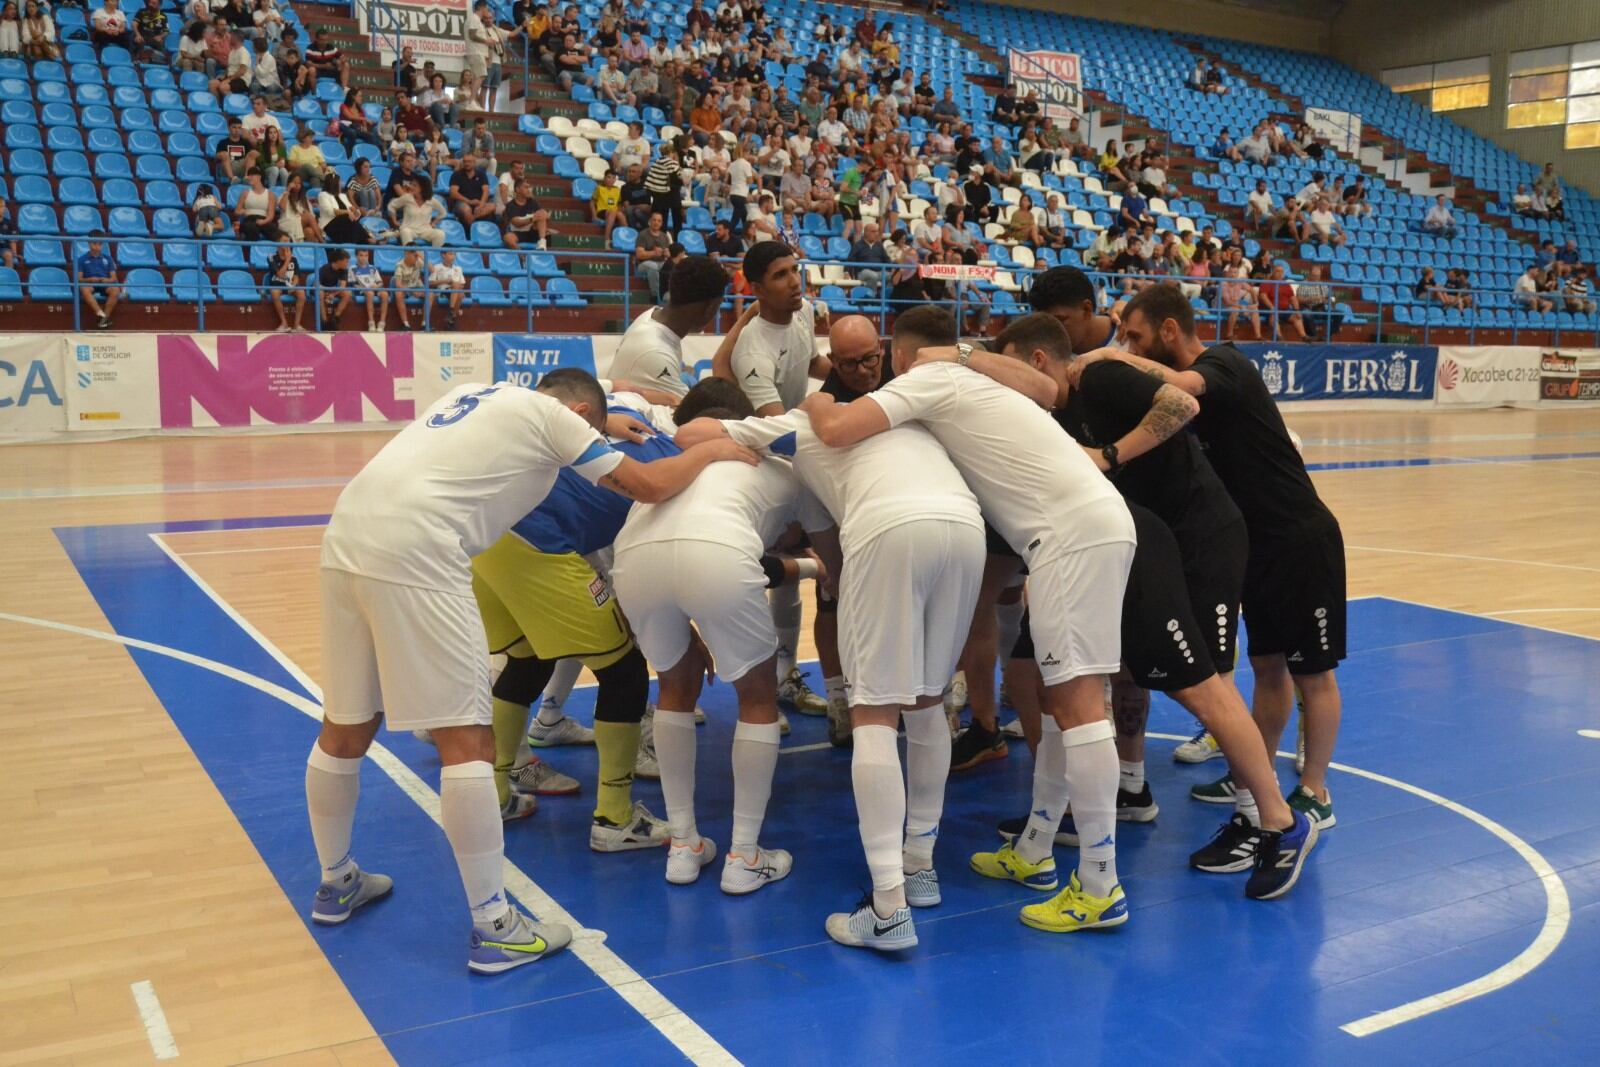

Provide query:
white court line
left=1299, top=430, right=1600, bottom=447
left=1347, top=544, right=1600, bottom=575
left=1484, top=608, right=1600, bottom=616
left=162, top=543, right=324, bottom=558
left=1579, top=730, right=1600, bottom=740
left=130, top=980, right=179, bottom=1061
left=0, top=610, right=738, bottom=1067
left=0, top=477, right=351, bottom=501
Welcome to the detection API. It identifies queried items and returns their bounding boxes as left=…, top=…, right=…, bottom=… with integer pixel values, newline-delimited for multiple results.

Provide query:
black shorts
left=1241, top=513, right=1347, bottom=675
left=1011, top=508, right=1212, bottom=693
left=1175, top=515, right=1248, bottom=676
left=839, top=203, right=862, bottom=220
left=984, top=520, right=1020, bottom=559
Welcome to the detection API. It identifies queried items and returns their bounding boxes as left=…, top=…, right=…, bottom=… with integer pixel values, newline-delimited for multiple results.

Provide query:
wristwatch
left=1101, top=443, right=1122, bottom=473
left=955, top=342, right=975, bottom=367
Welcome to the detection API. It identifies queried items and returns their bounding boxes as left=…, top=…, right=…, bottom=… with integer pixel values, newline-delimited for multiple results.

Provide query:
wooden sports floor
left=2, top=407, right=1598, bottom=1066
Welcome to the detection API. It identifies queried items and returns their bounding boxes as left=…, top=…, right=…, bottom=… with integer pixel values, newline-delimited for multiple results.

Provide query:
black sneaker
left=997, top=812, right=1078, bottom=847
left=1117, top=783, right=1159, bottom=822
left=1190, top=814, right=1262, bottom=873
left=950, top=722, right=1007, bottom=771
left=1245, top=810, right=1319, bottom=900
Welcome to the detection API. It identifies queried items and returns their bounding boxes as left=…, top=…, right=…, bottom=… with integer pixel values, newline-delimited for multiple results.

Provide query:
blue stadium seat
left=178, top=71, right=209, bottom=93
left=528, top=252, right=560, bottom=277
left=75, top=83, right=109, bottom=107
left=100, top=45, right=133, bottom=67
left=470, top=221, right=503, bottom=248
left=186, top=90, right=219, bottom=113
left=59, top=176, right=100, bottom=206
left=36, top=80, right=69, bottom=105
left=611, top=227, right=638, bottom=252
left=223, top=93, right=253, bottom=116
left=167, top=132, right=204, bottom=158
left=63, top=206, right=101, bottom=236
left=86, top=127, right=123, bottom=153
left=206, top=244, right=247, bottom=269
left=128, top=129, right=165, bottom=156
left=120, top=108, right=156, bottom=132
left=175, top=157, right=214, bottom=183
left=80, top=104, right=117, bottom=129
left=32, top=60, right=66, bottom=84
left=144, top=180, right=184, bottom=209
left=507, top=276, right=546, bottom=305
left=0, top=77, right=29, bottom=102
left=471, top=275, right=511, bottom=306
left=21, top=239, right=66, bottom=266
left=14, top=174, right=53, bottom=204
left=46, top=126, right=85, bottom=152
left=135, top=156, right=175, bottom=182
left=112, top=85, right=146, bottom=110
left=109, top=207, right=149, bottom=237
left=0, top=267, right=22, bottom=301
left=124, top=268, right=169, bottom=302
left=118, top=240, right=158, bottom=267
left=17, top=204, right=56, bottom=233
left=217, top=270, right=259, bottom=303
left=156, top=109, right=189, bottom=135
left=143, top=68, right=176, bottom=91
left=170, top=268, right=213, bottom=302
left=26, top=266, right=73, bottom=301
left=546, top=276, right=586, bottom=306
left=4, top=124, right=41, bottom=150
left=92, top=154, right=131, bottom=180
left=153, top=209, right=191, bottom=238
left=679, top=230, right=706, bottom=254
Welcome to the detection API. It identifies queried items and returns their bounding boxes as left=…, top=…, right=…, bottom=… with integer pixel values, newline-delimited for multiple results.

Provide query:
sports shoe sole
left=589, top=830, right=670, bottom=853
left=666, top=838, right=718, bottom=885
left=1019, top=907, right=1129, bottom=933
left=1248, top=821, right=1321, bottom=901
left=720, top=853, right=793, bottom=895
left=1118, top=803, right=1160, bottom=823
left=951, top=741, right=1008, bottom=772
left=310, top=879, right=393, bottom=925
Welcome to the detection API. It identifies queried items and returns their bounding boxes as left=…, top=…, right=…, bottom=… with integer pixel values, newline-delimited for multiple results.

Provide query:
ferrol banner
left=1435, top=346, right=1540, bottom=407
left=1007, top=49, right=1084, bottom=122
left=1538, top=348, right=1600, bottom=403
left=358, top=0, right=469, bottom=64
left=1233, top=343, right=1438, bottom=402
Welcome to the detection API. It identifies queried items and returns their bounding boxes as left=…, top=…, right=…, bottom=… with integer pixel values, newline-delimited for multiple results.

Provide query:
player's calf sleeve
left=851, top=724, right=906, bottom=892
left=537, top=658, right=585, bottom=724
left=1062, top=719, right=1119, bottom=897
left=769, top=582, right=802, bottom=675
left=1017, top=717, right=1069, bottom=864
left=730, top=720, right=782, bottom=854
left=306, top=744, right=361, bottom=881
left=439, top=761, right=508, bottom=928
left=901, top=706, right=950, bottom=870
left=653, top=708, right=699, bottom=844
left=592, top=648, right=649, bottom=724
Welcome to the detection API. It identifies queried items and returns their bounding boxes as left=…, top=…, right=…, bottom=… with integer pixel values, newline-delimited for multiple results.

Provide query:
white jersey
left=608, top=308, right=688, bottom=398
left=867, top=362, right=1131, bottom=565
left=723, top=409, right=980, bottom=555
left=322, top=383, right=622, bottom=593
left=730, top=300, right=818, bottom=411
left=614, top=457, right=830, bottom=563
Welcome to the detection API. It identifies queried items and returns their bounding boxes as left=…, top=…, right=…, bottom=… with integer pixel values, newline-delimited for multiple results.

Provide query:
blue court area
left=59, top=517, right=1600, bottom=1066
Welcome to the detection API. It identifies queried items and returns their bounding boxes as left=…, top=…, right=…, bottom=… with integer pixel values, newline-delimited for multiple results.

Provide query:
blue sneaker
left=1245, top=810, right=1319, bottom=900
left=311, top=868, right=393, bottom=925
left=468, top=909, right=573, bottom=974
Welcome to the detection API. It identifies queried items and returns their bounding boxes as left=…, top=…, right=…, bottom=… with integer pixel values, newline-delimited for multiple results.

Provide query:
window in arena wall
left=1382, top=57, right=1489, bottom=113
left=1505, top=42, right=1600, bottom=141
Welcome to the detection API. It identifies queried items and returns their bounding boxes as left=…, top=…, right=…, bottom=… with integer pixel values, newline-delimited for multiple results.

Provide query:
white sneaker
left=535, top=238, right=548, bottom=250
left=500, top=792, right=538, bottom=821
left=665, top=836, right=718, bottom=885
left=636, top=708, right=660, bottom=779
left=468, top=909, right=572, bottom=974
left=778, top=668, right=828, bottom=716
left=590, top=801, right=671, bottom=852
left=904, top=867, right=941, bottom=907
left=1174, top=727, right=1224, bottom=764
left=412, top=728, right=435, bottom=744
left=826, top=694, right=851, bottom=748
left=1000, top=718, right=1024, bottom=739
left=527, top=713, right=595, bottom=747
left=720, top=847, right=792, bottom=895
left=777, top=709, right=791, bottom=736
left=694, top=705, right=707, bottom=725
left=825, top=896, right=917, bottom=951
left=946, top=671, right=968, bottom=713
left=510, top=758, right=580, bottom=796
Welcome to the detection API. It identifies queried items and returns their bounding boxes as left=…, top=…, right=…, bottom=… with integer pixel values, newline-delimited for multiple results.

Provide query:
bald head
left=827, top=315, right=883, bottom=395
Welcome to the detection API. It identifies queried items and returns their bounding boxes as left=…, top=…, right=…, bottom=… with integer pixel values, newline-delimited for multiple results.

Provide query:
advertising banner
left=1007, top=49, right=1084, bottom=122
left=1435, top=346, right=1540, bottom=407
left=0, top=335, right=67, bottom=437
left=1306, top=107, right=1362, bottom=156
left=1537, top=348, right=1600, bottom=403
left=64, top=333, right=161, bottom=429
left=357, top=0, right=468, bottom=64
left=919, top=263, right=997, bottom=280
left=1233, top=343, right=1437, bottom=402
left=494, top=334, right=597, bottom=386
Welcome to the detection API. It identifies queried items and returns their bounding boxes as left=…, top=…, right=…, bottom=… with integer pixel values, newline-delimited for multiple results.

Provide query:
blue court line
left=49, top=519, right=1600, bottom=1066
left=1307, top=450, right=1600, bottom=472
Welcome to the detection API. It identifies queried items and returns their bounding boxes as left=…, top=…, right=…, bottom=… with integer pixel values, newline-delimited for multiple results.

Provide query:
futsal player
left=607, top=254, right=730, bottom=399
left=804, top=306, right=1137, bottom=934
left=1093, top=284, right=1346, bottom=832
left=715, top=241, right=835, bottom=718
left=308, top=370, right=756, bottom=974
left=612, top=386, right=836, bottom=894
left=988, top=314, right=1318, bottom=897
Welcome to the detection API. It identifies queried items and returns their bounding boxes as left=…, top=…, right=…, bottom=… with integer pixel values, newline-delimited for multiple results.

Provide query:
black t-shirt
left=992, top=92, right=1016, bottom=116
left=503, top=197, right=539, bottom=228
left=819, top=353, right=895, bottom=401
left=1055, top=360, right=1241, bottom=545
left=219, top=136, right=251, bottom=160
left=1189, top=345, right=1332, bottom=537
left=451, top=170, right=489, bottom=203
left=620, top=180, right=653, bottom=208
left=318, top=264, right=348, bottom=288
left=706, top=231, right=744, bottom=257
left=385, top=168, right=430, bottom=203
left=1113, top=251, right=1147, bottom=274
left=914, top=83, right=934, bottom=101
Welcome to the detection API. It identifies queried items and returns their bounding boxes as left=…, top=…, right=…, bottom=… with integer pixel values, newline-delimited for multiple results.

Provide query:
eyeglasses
left=834, top=351, right=881, bottom=371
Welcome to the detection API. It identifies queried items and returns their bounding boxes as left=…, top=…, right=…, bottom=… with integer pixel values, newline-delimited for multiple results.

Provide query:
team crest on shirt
left=589, top=576, right=612, bottom=606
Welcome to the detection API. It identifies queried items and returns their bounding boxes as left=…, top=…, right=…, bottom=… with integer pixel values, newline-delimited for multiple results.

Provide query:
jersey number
left=426, top=386, right=501, bottom=428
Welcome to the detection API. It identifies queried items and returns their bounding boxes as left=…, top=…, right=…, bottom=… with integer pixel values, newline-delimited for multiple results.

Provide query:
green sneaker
left=1189, top=773, right=1236, bottom=805
left=1287, top=785, right=1336, bottom=829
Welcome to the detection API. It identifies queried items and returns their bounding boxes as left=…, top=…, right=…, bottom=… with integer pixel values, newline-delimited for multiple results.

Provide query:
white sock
left=851, top=724, right=905, bottom=895
left=770, top=583, right=801, bottom=678
left=730, top=719, right=781, bottom=855
left=996, top=598, right=1024, bottom=661
left=901, top=705, right=949, bottom=872
left=1063, top=720, right=1119, bottom=897
left=536, top=658, right=584, bottom=726
left=305, top=744, right=361, bottom=883
left=1015, top=717, right=1068, bottom=864
left=653, top=708, right=700, bottom=845
left=440, top=761, right=510, bottom=929
left=824, top=674, right=847, bottom=706
left=515, top=738, right=533, bottom=769
left=1235, top=786, right=1261, bottom=828
left=1119, top=759, right=1145, bottom=793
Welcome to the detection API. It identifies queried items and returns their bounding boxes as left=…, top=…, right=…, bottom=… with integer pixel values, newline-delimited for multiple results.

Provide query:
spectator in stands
left=587, top=171, right=625, bottom=246
left=426, top=250, right=467, bottom=328
left=1257, top=261, right=1306, bottom=339
left=456, top=69, right=486, bottom=118
left=688, top=89, right=723, bottom=147
left=446, top=153, right=496, bottom=228
left=210, top=30, right=252, bottom=99
left=991, top=85, right=1018, bottom=127
left=466, top=1, right=505, bottom=109
left=1343, top=175, right=1371, bottom=217
left=1264, top=121, right=1296, bottom=159
left=628, top=58, right=666, bottom=112
left=278, top=173, right=321, bottom=243
left=346, top=157, right=383, bottom=217
left=705, top=218, right=742, bottom=260
left=1210, top=127, right=1243, bottom=162
left=1565, top=265, right=1595, bottom=314
left=1188, top=59, right=1213, bottom=93
left=241, top=94, right=279, bottom=142
left=1138, top=155, right=1176, bottom=199
left=90, top=0, right=132, bottom=54
left=1444, top=267, right=1474, bottom=309
left=1534, top=162, right=1559, bottom=200
left=0, top=199, right=18, bottom=271
left=420, top=72, right=460, bottom=131
left=548, top=30, right=593, bottom=90
left=1423, top=194, right=1457, bottom=239
left=1535, top=239, right=1558, bottom=271
left=1512, top=184, right=1538, bottom=218
left=745, top=192, right=782, bottom=242
left=317, top=181, right=368, bottom=245
left=618, top=162, right=653, bottom=229
left=778, top=158, right=811, bottom=217
left=131, top=0, right=168, bottom=61
left=1016, top=123, right=1053, bottom=174
left=394, top=91, right=431, bottom=148
left=305, top=28, right=348, bottom=88
left=288, top=127, right=330, bottom=190
left=1119, top=182, right=1154, bottom=232
left=375, top=107, right=396, bottom=147
left=1269, top=194, right=1302, bottom=240
left=1111, top=236, right=1151, bottom=294
left=253, top=0, right=284, bottom=46
left=1178, top=244, right=1213, bottom=301
left=191, top=184, right=223, bottom=236
left=463, top=116, right=496, bottom=175
left=1296, top=264, right=1339, bottom=339
left=74, top=237, right=121, bottom=330
left=1292, top=119, right=1322, bottom=160
left=316, top=248, right=354, bottom=329
left=1006, top=193, right=1059, bottom=250
left=1244, top=178, right=1274, bottom=231
left=503, top=180, right=550, bottom=250
left=1238, top=124, right=1273, bottom=166
left=1557, top=238, right=1583, bottom=269
left=390, top=248, right=424, bottom=328
left=494, top=159, right=526, bottom=209
left=282, top=45, right=314, bottom=99
left=1251, top=247, right=1277, bottom=280
left=910, top=205, right=944, bottom=259
left=634, top=211, right=673, bottom=301
left=392, top=43, right=420, bottom=90
left=1514, top=265, right=1552, bottom=312
left=19, top=0, right=52, bottom=60
left=1303, top=197, right=1346, bottom=247
left=419, top=124, right=454, bottom=185
left=233, top=168, right=278, bottom=240
left=348, top=248, right=388, bottom=331
left=388, top=178, right=446, bottom=246
left=1221, top=261, right=1260, bottom=340
left=214, top=118, right=256, bottom=184
left=251, top=37, right=285, bottom=105
left=0, top=3, right=19, bottom=59
left=1095, top=140, right=1128, bottom=185
left=1545, top=183, right=1566, bottom=222
left=984, top=134, right=1017, bottom=186
left=176, top=19, right=207, bottom=72
left=263, top=236, right=305, bottom=331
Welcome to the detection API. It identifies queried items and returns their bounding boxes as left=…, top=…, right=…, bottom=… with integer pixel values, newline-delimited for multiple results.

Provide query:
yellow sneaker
left=1019, top=870, right=1129, bottom=933
left=968, top=843, right=1058, bottom=890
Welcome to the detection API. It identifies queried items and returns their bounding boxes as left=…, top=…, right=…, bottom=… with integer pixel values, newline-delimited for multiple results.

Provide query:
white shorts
left=319, top=567, right=492, bottom=731
left=1026, top=538, right=1136, bottom=687
left=610, top=540, right=775, bottom=683
left=840, top=520, right=986, bottom=707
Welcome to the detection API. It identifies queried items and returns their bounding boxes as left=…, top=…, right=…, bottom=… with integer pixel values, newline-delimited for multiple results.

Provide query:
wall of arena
left=1330, top=0, right=1600, bottom=196
left=4, top=332, right=1598, bottom=443
left=985, top=0, right=1328, bottom=53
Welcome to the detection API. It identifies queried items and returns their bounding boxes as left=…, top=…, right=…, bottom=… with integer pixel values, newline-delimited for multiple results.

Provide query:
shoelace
left=1186, top=726, right=1210, bottom=745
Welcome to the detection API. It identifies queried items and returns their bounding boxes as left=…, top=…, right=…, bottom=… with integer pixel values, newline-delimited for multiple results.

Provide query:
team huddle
left=302, top=243, right=1347, bottom=969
